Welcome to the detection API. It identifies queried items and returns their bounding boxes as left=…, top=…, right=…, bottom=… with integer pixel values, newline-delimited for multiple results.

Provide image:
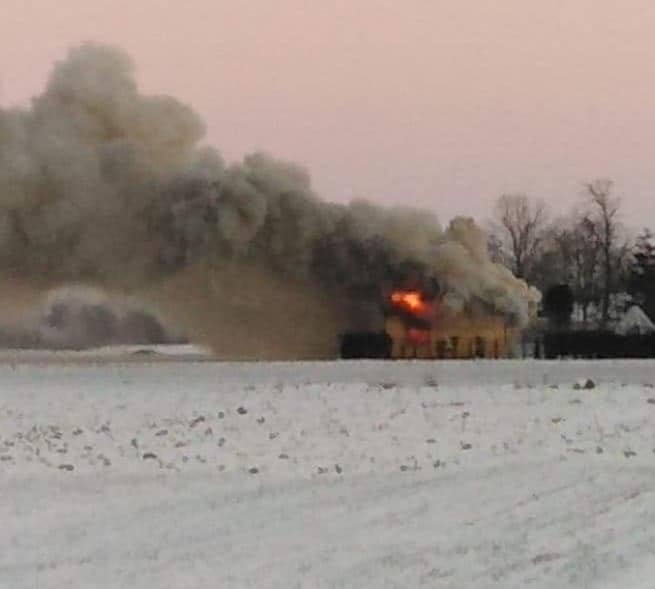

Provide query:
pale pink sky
left=2, top=0, right=655, bottom=228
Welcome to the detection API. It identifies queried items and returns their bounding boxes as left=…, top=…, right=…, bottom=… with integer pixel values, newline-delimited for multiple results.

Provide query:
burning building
left=338, top=216, right=541, bottom=360
left=384, top=289, right=522, bottom=359
left=340, top=272, right=531, bottom=360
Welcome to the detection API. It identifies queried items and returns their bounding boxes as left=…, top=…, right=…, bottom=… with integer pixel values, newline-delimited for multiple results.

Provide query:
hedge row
left=543, top=330, right=655, bottom=358
left=339, top=332, right=391, bottom=359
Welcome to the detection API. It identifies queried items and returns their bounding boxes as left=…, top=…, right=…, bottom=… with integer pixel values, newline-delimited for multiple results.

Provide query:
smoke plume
left=0, top=43, right=539, bottom=358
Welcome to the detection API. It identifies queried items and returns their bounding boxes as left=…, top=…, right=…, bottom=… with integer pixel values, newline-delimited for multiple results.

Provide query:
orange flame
left=390, top=290, right=428, bottom=315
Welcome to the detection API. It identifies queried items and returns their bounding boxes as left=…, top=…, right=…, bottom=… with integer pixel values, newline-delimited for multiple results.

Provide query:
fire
left=390, top=290, right=428, bottom=315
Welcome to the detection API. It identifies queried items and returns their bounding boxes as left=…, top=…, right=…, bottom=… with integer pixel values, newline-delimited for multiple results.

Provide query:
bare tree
left=486, top=231, right=505, bottom=265
left=526, top=222, right=570, bottom=292
left=493, top=194, right=547, bottom=280
left=584, top=179, right=623, bottom=326
left=552, top=217, right=601, bottom=324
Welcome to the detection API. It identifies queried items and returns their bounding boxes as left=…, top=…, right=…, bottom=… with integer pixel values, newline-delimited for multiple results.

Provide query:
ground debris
left=189, top=416, right=205, bottom=428
left=573, top=379, right=596, bottom=390
left=532, top=552, right=562, bottom=565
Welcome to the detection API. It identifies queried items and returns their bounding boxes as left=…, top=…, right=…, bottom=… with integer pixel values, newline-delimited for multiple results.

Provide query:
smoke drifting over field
left=0, top=43, right=539, bottom=358
left=0, top=286, right=180, bottom=350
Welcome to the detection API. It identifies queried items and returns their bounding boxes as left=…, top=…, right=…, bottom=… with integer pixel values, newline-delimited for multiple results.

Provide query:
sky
left=2, top=0, right=655, bottom=230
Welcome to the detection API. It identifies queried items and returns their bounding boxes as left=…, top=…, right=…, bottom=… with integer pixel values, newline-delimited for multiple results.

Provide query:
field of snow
left=2, top=356, right=655, bottom=588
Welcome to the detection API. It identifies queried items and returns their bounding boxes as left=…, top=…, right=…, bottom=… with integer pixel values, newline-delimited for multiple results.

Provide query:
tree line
left=488, top=180, right=655, bottom=327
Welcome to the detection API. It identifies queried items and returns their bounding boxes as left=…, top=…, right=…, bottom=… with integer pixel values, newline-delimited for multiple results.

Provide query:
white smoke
left=434, top=217, right=541, bottom=324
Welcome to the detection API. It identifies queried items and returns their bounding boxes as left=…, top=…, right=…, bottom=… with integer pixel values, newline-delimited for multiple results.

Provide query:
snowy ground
left=2, top=356, right=655, bottom=588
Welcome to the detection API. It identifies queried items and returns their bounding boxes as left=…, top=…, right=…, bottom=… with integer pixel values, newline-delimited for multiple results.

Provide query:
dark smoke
left=0, top=43, right=539, bottom=358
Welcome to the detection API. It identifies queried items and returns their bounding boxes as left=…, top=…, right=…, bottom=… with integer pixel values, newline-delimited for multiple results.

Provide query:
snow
left=615, top=305, right=655, bottom=335
left=2, top=356, right=655, bottom=588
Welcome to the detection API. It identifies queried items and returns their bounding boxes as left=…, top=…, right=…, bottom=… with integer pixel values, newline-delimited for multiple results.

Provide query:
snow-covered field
left=2, top=356, right=655, bottom=588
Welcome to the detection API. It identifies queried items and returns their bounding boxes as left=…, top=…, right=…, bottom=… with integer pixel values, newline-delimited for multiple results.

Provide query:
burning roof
left=390, top=291, right=428, bottom=315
